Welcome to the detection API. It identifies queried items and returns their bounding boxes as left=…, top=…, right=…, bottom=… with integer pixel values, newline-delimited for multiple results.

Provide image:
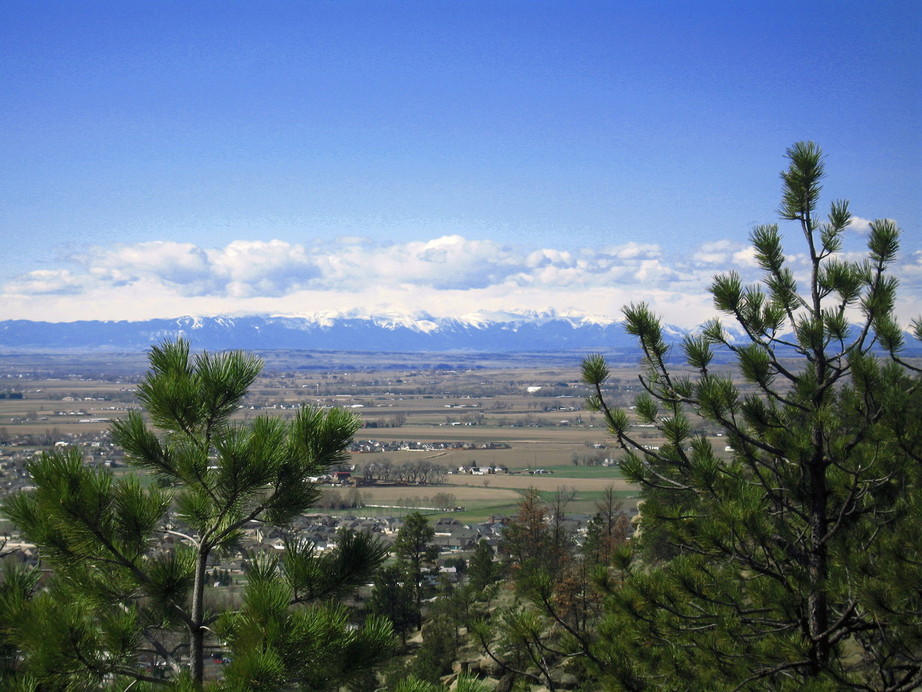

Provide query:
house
left=432, top=518, right=481, bottom=551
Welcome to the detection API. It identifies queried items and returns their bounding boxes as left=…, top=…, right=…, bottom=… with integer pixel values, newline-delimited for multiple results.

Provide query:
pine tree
left=392, top=672, right=492, bottom=692
left=583, top=142, right=922, bottom=689
left=411, top=579, right=467, bottom=684
left=392, top=511, right=438, bottom=628
left=1, top=340, right=393, bottom=690
left=368, top=563, right=417, bottom=645
left=467, top=539, right=501, bottom=593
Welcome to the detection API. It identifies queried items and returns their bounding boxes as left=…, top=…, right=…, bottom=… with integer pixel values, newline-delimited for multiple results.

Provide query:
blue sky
left=2, top=1, right=920, bottom=328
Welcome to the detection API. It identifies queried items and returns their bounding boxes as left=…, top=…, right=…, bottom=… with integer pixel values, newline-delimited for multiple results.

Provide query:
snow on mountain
left=0, top=313, right=915, bottom=356
left=0, top=312, right=637, bottom=353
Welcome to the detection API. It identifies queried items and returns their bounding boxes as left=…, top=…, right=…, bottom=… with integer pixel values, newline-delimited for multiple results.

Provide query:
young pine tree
left=368, top=563, right=417, bottom=646
left=583, top=142, right=922, bottom=689
left=392, top=511, right=438, bottom=629
left=2, top=340, right=392, bottom=690
left=466, top=539, right=502, bottom=594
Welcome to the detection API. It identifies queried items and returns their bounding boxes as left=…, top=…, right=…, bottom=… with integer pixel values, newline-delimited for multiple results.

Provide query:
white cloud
left=207, top=240, right=320, bottom=297
left=598, top=242, right=661, bottom=261
left=3, top=234, right=921, bottom=330
left=4, top=269, right=88, bottom=296
left=334, top=235, right=375, bottom=246
left=731, top=245, right=759, bottom=267
left=846, top=216, right=874, bottom=235
left=366, top=235, right=522, bottom=290
left=897, top=250, right=922, bottom=290
left=525, top=248, right=574, bottom=268
left=692, top=240, right=737, bottom=265
left=78, top=241, right=218, bottom=296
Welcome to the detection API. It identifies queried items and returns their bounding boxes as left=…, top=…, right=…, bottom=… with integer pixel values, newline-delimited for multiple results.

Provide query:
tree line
left=355, top=458, right=450, bottom=485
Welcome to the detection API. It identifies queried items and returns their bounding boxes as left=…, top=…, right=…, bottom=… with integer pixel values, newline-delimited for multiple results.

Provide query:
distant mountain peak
left=0, top=311, right=637, bottom=353
left=1, top=312, right=914, bottom=357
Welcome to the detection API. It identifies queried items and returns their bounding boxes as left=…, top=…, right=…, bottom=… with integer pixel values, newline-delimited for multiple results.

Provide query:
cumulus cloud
left=598, top=242, right=661, bottom=261
left=36, top=235, right=679, bottom=298
left=525, top=248, right=574, bottom=268
left=209, top=240, right=320, bottom=297
left=692, top=240, right=738, bottom=265
left=4, top=269, right=88, bottom=296
left=897, top=250, right=922, bottom=289
left=359, top=235, right=522, bottom=290
left=79, top=241, right=218, bottom=296
left=732, top=245, right=759, bottom=267
left=846, top=216, right=874, bottom=235
left=3, top=233, right=921, bottom=329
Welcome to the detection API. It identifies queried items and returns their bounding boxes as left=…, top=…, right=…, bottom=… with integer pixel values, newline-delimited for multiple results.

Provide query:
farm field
left=337, top=470, right=636, bottom=523
left=0, top=349, right=720, bottom=522
left=446, top=473, right=631, bottom=493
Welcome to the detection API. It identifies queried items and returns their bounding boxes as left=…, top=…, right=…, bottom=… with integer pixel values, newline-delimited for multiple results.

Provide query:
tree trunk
left=807, top=439, right=830, bottom=675
left=190, top=548, right=209, bottom=688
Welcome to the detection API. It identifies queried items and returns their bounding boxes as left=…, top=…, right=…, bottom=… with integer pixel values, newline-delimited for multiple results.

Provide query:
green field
left=0, top=351, right=651, bottom=526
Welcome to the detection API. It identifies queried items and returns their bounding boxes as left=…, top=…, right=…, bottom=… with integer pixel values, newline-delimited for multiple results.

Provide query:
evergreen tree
left=1, top=340, right=392, bottom=690
left=0, top=562, right=37, bottom=689
left=411, top=579, right=466, bottom=684
left=392, top=672, right=491, bottom=692
left=392, top=511, right=438, bottom=628
left=583, top=142, right=922, bottom=689
left=368, top=563, right=417, bottom=646
left=466, top=539, right=501, bottom=594
left=217, top=530, right=393, bottom=691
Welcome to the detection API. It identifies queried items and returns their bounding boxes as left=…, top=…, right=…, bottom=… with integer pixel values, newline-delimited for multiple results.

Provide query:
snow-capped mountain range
left=0, top=312, right=916, bottom=356
left=0, top=311, right=644, bottom=353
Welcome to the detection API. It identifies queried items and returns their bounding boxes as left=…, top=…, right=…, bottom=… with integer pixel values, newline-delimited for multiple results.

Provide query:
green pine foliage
left=583, top=142, right=922, bottom=689
left=466, top=539, right=502, bottom=594
left=392, top=672, right=492, bottom=692
left=1, top=339, right=392, bottom=690
left=411, top=608, right=459, bottom=683
left=368, top=563, right=417, bottom=646
left=392, top=511, right=439, bottom=629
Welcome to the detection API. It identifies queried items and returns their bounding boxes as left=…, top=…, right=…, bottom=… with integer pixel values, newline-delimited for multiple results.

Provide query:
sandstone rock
left=495, top=672, right=515, bottom=692
left=478, top=655, right=504, bottom=677
left=554, top=671, right=580, bottom=689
